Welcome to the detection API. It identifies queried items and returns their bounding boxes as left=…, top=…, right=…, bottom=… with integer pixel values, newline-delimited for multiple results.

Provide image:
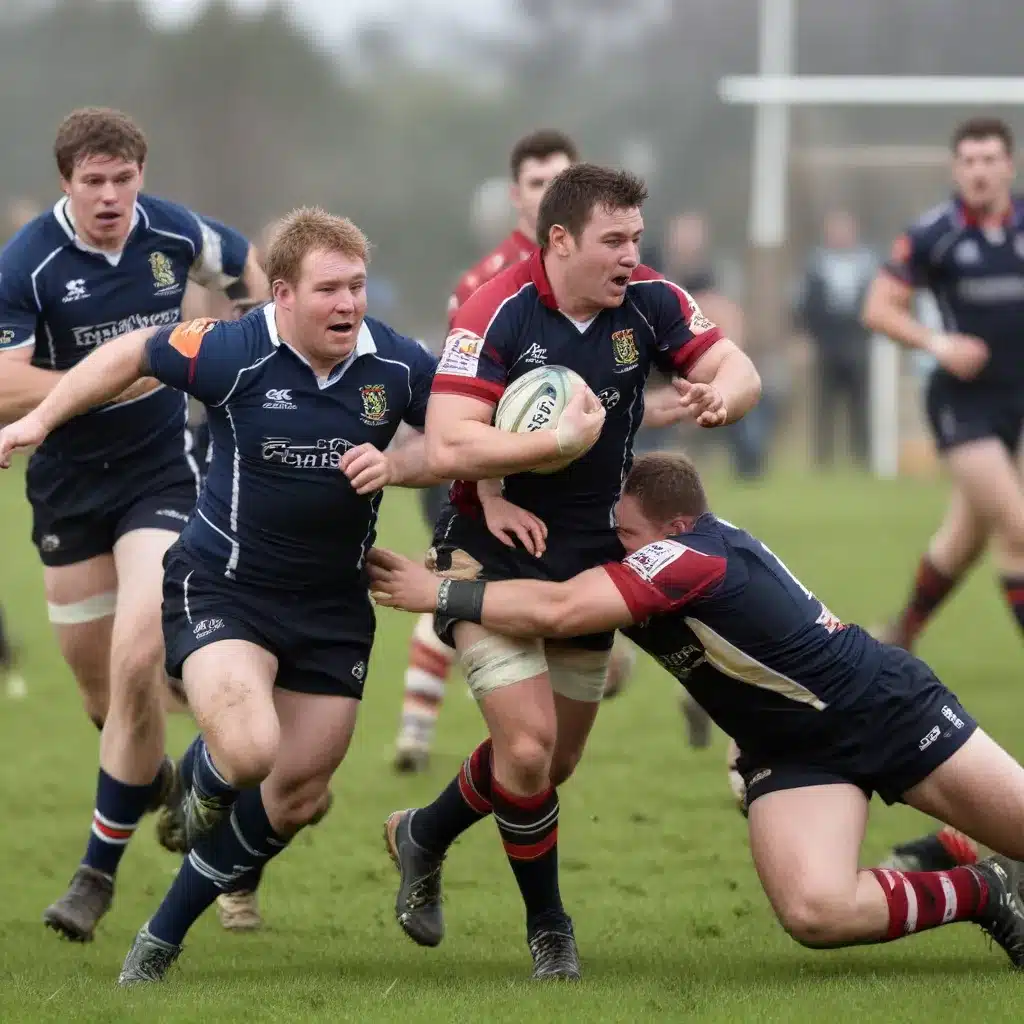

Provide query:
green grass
left=2, top=463, right=1023, bottom=1022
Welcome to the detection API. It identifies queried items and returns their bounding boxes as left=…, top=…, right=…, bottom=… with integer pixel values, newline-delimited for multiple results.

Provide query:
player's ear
left=549, top=224, right=572, bottom=257
left=667, top=515, right=693, bottom=537
left=271, top=278, right=292, bottom=308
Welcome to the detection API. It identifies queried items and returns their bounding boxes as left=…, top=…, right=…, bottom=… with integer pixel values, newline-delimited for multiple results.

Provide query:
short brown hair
left=622, top=453, right=708, bottom=522
left=952, top=116, right=1014, bottom=155
left=509, top=130, right=579, bottom=181
left=54, top=107, right=148, bottom=180
left=536, top=163, right=648, bottom=250
left=265, top=207, right=370, bottom=287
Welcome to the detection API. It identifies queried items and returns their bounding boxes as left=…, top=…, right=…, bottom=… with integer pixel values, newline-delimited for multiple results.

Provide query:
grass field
left=2, top=461, right=1024, bottom=1023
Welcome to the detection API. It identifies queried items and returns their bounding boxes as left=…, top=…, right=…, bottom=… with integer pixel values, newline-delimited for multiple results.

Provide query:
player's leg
left=545, top=640, right=606, bottom=786
left=880, top=485, right=985, bottom=650
left=601, top=633, right=637, bottom=699
left=43, top=557, right=117, bottom=730
left=0, top=603, right=27, bottom=699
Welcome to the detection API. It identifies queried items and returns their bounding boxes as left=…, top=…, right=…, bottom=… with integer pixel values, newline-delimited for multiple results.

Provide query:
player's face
left=511, top=153, right=573, bottom=238
left=288, top=248, right=368, bottom=363
left=613, top=494, right=666, bottom=554
left=566, top=204, right=643, bottom=310
left=61, top=154, right=143, bottom=251
left=953, top=136, right=1015, bottom=213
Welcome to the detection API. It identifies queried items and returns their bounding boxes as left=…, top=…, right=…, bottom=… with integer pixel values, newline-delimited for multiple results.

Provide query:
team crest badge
left=612, top=328, right=638, bottom=370
left=150, top=251, right=179, bottom=294
left=359, top=384, right=389, bottom=425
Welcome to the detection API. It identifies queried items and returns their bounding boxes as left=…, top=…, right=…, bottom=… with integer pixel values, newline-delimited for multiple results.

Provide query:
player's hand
left=340, top=443, right=392, bottom=495
left=928, top=332, right=989, bottom=382
left=673, top=378, right=727, bottom=428
left=0, top=412, right=48, bottom=468
left=479, top=492, right=548, bottom=557
left=555, top=384, right=606, bottom=456
left=367, top=547, right=440, bottom=612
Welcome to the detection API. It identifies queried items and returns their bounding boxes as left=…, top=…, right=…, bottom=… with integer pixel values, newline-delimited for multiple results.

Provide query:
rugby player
left=370, top=452, right=1024, bottom=969
left=382, top=164, right=761, bottom=979
left=0, top=207, right=541, bottom=985
left=0, top=107, right=266, bottom=941
left=863, top=117, right=1024, bottom=652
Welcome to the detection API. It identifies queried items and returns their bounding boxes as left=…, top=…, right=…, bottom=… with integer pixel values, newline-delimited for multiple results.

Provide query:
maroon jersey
left=446, top=229, right=536, bottom=330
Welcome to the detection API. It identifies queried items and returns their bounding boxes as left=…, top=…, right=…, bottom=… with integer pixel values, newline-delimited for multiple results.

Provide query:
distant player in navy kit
left=0, top=108, right=267, bottom=942
left=0, top=207, right=443, bottom=985
left=382, top=164, right=761, bottom=979
left=370, top=452, right=1024, bottom=969
left=864, top=117, right=1024, bottom=653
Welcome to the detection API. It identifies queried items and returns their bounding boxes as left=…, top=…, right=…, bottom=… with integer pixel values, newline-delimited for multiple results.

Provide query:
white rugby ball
left=494, top=364, right=591, bottom=474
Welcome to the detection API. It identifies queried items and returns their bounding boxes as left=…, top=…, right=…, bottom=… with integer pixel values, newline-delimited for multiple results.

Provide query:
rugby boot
left=42, top=865, right=114, bottom=942
left=384, top=809, right=445, bottom=946
left=215, top=890, right=263, bottom=932
left=972, top=855, right=1024, bottom=968
left=117, top=924, right=182, bottom=986
left=527, top=911, right=582, bottom=981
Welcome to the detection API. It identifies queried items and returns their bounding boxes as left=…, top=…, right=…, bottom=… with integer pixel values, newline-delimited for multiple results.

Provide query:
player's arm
left=862, top=229, right=987, bottom=380
left=188, top=213, right=269, bottom=302
left=683, top=338, right=761, bottom=426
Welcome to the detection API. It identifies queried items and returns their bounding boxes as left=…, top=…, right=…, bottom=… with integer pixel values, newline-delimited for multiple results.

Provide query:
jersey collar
left=264, top=303, right=377, bottom=388
left=529, top=249, right=559, bottom=309
left=953, top=193, right=1019, bottom=229
left=53, top=196, right=140, bottom=266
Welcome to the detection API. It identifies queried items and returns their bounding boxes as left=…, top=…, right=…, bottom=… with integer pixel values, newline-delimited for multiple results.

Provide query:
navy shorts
left=925, top=373, right=1024, bottom=454
left=739, top=646, right=978, bottom=808
left=429, top=505, right=622, bottom=652
left=162, top=546, right=372, bottom=699
left=26, top=448, right=199, bottom=567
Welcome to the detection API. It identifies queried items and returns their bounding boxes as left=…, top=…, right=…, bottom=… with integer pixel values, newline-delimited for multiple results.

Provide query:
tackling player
left=370, top=452, right=1024, bottom=969
left=0, top=206, right=491, bottom=985
left=383, top=163, right=760, bottom=979
left=0, top=108, right=266, bottom=942
left=863, top=117, right=1024, bottom=651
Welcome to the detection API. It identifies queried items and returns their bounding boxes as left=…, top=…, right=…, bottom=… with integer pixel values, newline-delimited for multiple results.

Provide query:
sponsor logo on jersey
left=72, top=309, right=180, bottom=349
left=623, top=539, right=688, bottom=581
left=0, top=328, right=15, bottom=347
left=597, top=387, right=620, bottom=410
left=438, top=329, right=484, bottom=377
left=919, top=725, right=941, bottom=752
left=359, top=384, right=389, bottom=425
left=518, top=342, right=548, bottom=366
left=653, top=643, right=706, bottom=678
left=612, top=328, right=638, bottom=372
left=263, top=388, right=297, bottom=410
left=168, top=318, right=218, bottom=358
left=62, top=278, right=89, bottom=303
left=260, top=436, right=355, bottom=469
left=150, top=251, right=181, bottom=296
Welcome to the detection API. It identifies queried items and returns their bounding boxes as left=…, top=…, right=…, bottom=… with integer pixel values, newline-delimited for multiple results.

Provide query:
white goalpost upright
left=719, top=0, right=1024, bottom=478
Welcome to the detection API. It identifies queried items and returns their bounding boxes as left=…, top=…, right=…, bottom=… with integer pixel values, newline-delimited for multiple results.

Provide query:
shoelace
left=133, top=942, right=179, bottom=981
left=528, top=930, right=576, bottom=973
left=405, top=864, right=443, bottom=911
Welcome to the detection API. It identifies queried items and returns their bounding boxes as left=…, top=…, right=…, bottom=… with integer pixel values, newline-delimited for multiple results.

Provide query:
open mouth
left=610, top=274, right=630, bottom=288
left=96, top=211, right=121, bottom=223
left=328, top=322, right=354, bottom=335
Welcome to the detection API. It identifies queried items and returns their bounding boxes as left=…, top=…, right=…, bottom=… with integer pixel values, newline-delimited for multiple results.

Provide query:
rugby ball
left=494, top=364, right=591, bottom=474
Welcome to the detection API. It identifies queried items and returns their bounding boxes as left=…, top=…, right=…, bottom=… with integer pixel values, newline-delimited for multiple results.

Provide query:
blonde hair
left=265, top=207, right=370, bottom=287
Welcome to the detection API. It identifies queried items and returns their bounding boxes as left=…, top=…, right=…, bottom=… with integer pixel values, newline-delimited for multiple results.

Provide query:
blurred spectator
left=795, top=210, right=878, bottom=468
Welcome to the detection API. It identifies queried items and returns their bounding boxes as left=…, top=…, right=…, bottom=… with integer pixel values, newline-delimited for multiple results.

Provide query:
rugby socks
left=894, top=555, right=959, bottom=648
left=148, top=787, right=287, bottom=946
left=999, top=575, right=1024, bottom=636
left=491, top=779, right=563, bottom=925
left=409, top=739, right=493, bottom=853
left=188, top=735, right=238, bottom=807
left=397, top=615, right=456, bottom=755
left=83, top=767, right=164, bottom=877
left=870, top=866, right=988, bottom=939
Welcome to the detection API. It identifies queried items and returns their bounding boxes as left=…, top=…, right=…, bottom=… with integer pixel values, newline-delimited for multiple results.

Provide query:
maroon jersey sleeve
left=432, top=263, right=532, bottom=405
left=602, top=539, right=727, bottom=620
left=882, top=225, right=935, bottom=289
left=629, top=267, right=725, bottom=376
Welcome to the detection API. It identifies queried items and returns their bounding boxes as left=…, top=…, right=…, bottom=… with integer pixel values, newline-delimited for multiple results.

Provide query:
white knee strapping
left=47, top=591, right=117, bottom=625
left=413, top=611, right=455, bottom=655
left=460, top=634, right=547, bottom=699
left=545, top=645, right=611, bottom=703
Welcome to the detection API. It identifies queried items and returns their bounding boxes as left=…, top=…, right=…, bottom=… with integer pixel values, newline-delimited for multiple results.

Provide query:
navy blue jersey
left=144, top=307, right=436, bottom=589
left=885, top=195, right=1024, bottom=387
left=604, top=515, right=884, bottom=748
left=0, top=194, right=249, bottom=462
left=433, top=252, right=723, bottom=538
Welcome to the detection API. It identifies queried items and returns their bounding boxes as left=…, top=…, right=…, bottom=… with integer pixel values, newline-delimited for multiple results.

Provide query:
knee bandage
left=47, top=591, right=117, bottom=625
left=545, top=645, right=611, bottom=703
left=460, top=634, right=546, bottom=699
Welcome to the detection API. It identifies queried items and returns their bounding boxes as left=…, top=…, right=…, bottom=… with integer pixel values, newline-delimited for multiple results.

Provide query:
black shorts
left=162, top=546, right=373, bottom=699
left=430, top=505, right=622, bottom=651
left=739, top=646, right=978, bottom=809
left=26, top=447, right=199, bottom=567
left=925, top=373, right=1024, bottom=454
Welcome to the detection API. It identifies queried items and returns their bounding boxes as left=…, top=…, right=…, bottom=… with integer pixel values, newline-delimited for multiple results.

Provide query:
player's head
left=266, top=207, right=370, bottom=366
left=509, top=130, right=579, bottom=241
left=537, top=163, right=648, bottom=311
left=54, top=107, right=147, bottom=251
left=951, top=117, right=1015, bottom=214
left=615, top=453, right=708, bottom=553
